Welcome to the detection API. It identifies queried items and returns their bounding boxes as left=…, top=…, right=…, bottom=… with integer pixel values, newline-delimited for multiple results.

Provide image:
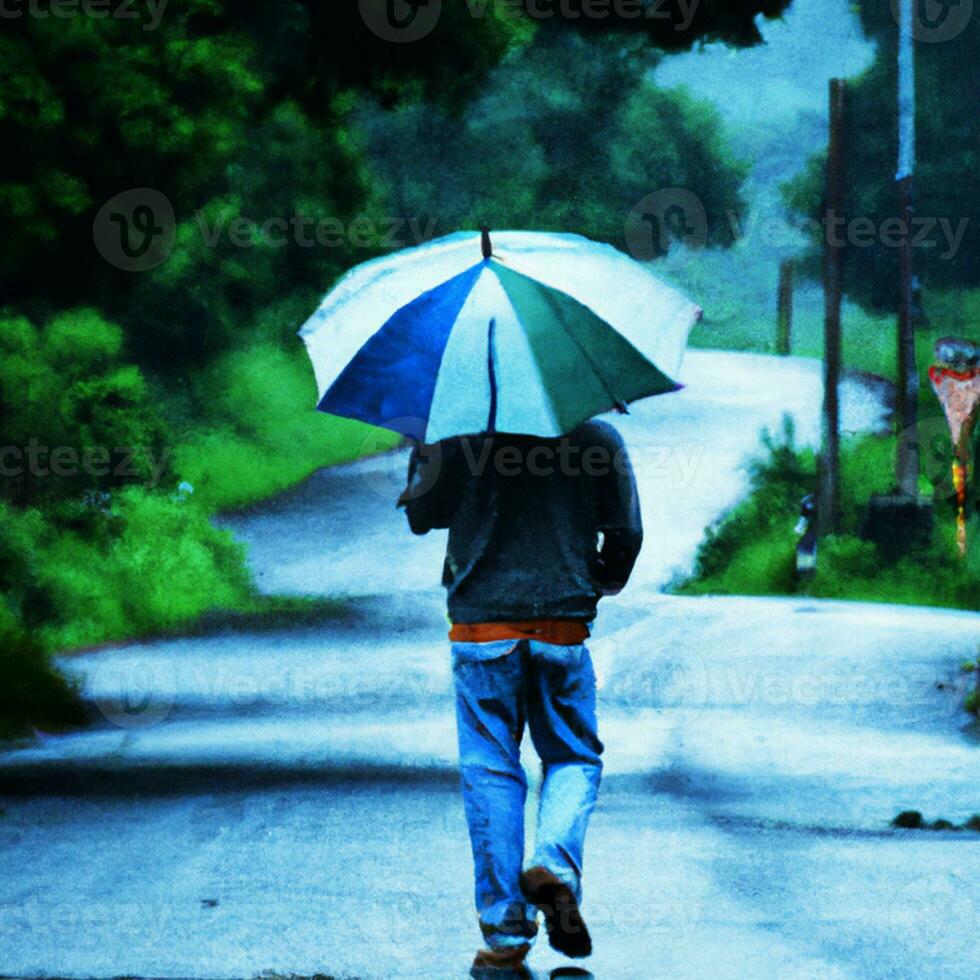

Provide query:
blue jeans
left=451, top=639, right=604, bottom=950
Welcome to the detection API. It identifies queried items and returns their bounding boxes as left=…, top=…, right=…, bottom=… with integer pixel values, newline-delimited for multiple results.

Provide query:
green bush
left=677, top=421, right=980, bottom=611
left=685, top=416, right=813, bottom=585
left=39, top=489, right=253, bottom=652
left=0, top=507, right=88, bottom=734
left=0, top=490, right=253, bottom=657
left=171, top=341, right=400, bottom=511
left=702, top=526, right=798, bottom=596
left=0, top=309, right=169, bottom=505
left=0, top=597, right=85, bottom=738
left=0, top=311, right=399, bottom=735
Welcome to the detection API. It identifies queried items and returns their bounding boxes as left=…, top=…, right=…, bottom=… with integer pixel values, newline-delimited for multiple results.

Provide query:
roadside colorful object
left=928, top=337, right=980, bottom=558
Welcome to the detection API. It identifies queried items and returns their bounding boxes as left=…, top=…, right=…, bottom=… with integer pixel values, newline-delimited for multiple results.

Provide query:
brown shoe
left=470, top=942, right=532, bottom=977
left=519, top=865, right=592, bottom=958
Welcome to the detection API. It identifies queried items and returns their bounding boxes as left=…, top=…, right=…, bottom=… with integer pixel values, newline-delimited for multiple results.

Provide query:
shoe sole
left=471, top=942, right=532, bottom=977
left=519, top=870, right=592, bottom=958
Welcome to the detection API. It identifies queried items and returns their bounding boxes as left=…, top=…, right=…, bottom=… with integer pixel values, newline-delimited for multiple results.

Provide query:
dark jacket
left=399, top=420, right=642, bottom=623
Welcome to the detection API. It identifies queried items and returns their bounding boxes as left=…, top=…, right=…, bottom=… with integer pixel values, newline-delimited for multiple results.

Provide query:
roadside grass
left=2, top=489, right=251, bottom=737
left=3, top=504, right=347, bottom=738
left=1, top=343, right=399, bottom=737
left=168, top=342, right=401, bottom=512
left=673, top=417, right=980, bottom=611
left=4, top=528, right=346, bottom=739
left=673, top=270, right=979, bottom=609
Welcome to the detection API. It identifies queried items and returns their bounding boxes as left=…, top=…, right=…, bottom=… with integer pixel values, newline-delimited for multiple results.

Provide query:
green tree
left=0, top=1, right=786, bottom=366
left=0, top=0, right=794, bottom=733
left=358, top=32, right=747, bottom=255
left=783, top=5, right=980, bottom=310
left=0, top=309, right=168, bottom=505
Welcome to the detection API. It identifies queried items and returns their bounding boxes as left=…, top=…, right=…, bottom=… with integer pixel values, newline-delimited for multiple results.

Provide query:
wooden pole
left=777, top=259, right=793, bottom=355
left=819, top=78, right=845, bottom=536
left=895, top=0, right=920, bottom=496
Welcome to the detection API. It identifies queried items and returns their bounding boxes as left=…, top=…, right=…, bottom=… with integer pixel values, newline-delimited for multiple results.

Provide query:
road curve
left=1, top=351, right=978, bottom=980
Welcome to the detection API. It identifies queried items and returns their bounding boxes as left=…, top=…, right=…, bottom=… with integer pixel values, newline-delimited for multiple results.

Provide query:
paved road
left=1, top=351, right=978, bottom=980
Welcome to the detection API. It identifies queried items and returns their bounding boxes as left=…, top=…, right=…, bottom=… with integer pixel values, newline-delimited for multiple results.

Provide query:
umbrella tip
left=481, top=227, right=492, bottom=260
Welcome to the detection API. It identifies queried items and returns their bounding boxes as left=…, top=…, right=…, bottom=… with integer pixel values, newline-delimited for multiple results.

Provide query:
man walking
left=399, top=419, right=643, bottom=976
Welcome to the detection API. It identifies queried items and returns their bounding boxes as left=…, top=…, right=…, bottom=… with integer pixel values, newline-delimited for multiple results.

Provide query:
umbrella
left=299, top=229, right=702, bottom=444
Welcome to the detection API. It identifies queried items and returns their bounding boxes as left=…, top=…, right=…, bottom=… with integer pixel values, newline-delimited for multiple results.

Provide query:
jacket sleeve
left=590, top=425, right=643, bottom=594
left=398, top=440, right=460, bottom=535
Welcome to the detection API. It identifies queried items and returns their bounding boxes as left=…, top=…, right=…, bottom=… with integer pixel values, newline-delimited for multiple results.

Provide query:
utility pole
left=896, top=0, right=920, bottom=496
left=865, top=5, right=933, bottom=552
left=777, top=259, right=793, bottom=356
left=819, top=78, right=845, bottom=536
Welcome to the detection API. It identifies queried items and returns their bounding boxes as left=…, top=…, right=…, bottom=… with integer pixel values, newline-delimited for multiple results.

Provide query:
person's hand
left=589, top=526, right=639, bottom=595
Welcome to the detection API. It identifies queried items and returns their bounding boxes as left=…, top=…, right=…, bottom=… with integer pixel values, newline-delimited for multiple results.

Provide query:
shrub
left=0, top=595, right=85, bottom=738
left=678, top=422, right=980, bottom=611
left=0, top=309, right=170, bottom=505
left=36, top=488, right=252, bottom=651
left=686, top=415, right=812, bottom=587
left=171, top=341, right=399, bottom=510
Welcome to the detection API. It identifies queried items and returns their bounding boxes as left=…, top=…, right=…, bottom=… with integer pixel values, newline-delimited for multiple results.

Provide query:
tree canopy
left=783, top=3, right=979, bottom=311
left=1, top=0, right=768, bottom=369
left=0, top=0, right=790, bottom=725
left=358, top=31, right=746, bottom=258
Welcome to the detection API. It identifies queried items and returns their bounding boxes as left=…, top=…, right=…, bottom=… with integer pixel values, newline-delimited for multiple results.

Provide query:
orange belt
left=449, top=619, right=590, bottom=646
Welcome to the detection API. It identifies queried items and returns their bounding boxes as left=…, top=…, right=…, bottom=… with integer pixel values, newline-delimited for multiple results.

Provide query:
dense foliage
left=0, top=1, right=771, bottom=734
left=678, top=418, right=979, bottom=609
left=782, top=4, right=980, bottom=311
left=358, top=31, right=747, bottom=256
left=1, top=1, right=783, bottom=351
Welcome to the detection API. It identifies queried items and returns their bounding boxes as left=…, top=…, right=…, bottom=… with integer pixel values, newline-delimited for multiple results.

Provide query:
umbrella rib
left=486, top=317, right=498, bottom=433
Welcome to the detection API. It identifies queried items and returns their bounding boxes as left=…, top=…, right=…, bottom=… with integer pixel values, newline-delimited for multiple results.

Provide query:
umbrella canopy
left=299, top=230, right=702, bottom=443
